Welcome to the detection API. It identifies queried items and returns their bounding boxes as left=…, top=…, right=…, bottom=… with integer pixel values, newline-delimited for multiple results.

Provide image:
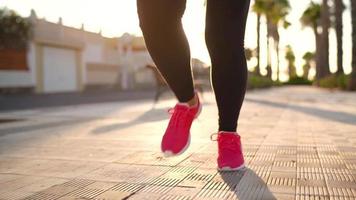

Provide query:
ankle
left=218, top=131, right=239, bottom=135
left=186, top=93, right=198, bottom=107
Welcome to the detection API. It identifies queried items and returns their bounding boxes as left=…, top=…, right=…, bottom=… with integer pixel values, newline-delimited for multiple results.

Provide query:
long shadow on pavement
left=245, top=98, right=356, bottom=126
left=91, top=102, right=214, bottom=134
left=219, top=168, right=276, bottom=200
left=0, top=118, right=89, bottom=137
left=91, top=106, right=170, bottom=134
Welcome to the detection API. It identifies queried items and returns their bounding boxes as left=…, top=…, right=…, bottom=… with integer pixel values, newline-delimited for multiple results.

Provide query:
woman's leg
left=137, top=0, right=202, bottom=156
left=205, top=0, right=251, bottom=132
left=137, top=0, right=195, bottom=103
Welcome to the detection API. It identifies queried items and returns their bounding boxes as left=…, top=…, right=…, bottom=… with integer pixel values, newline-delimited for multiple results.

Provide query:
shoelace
left=210, top=133, right=240, bottom=153
left=210, top=133, right=218, bottom=141
left=167, top=106, right=190, bottom=127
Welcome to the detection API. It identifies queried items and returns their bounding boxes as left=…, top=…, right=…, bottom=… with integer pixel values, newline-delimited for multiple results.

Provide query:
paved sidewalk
left=0, top=86, right=355, bottom=200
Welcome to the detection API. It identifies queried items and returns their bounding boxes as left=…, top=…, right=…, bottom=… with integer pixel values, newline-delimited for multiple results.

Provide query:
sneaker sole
left=194, top=100, right=203, bottom=119
left=218, top=164, right=246, bottom=172
left=162, top=102, right=203, bottom=157
left=163, top=134, right=191, bottom=157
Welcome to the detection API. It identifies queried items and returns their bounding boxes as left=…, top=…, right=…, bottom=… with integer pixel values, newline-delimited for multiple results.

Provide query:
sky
left=0, top=0, right=353, bottom=81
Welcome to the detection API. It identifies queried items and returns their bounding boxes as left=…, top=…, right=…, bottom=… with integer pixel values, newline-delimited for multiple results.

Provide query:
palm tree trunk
left=313, top=27, right=322, bottom=80
left=268, top=20, right=280, bottom=81
left=276, top=40, right=280, bottom=82
left=256, top=13, right=261, bottom=76
left=349, top=0, right=356, bottom=90
left=266, top=17, right=272, bottom=79
left=335, top=0, right=344, bottom=75
left=319, top=0, right=331, bottom=79
left=314, top=26, right=322, bottom=81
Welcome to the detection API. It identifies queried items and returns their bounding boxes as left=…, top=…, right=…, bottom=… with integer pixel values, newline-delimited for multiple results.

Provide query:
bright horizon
left=1, top=0, right=353, bottom=81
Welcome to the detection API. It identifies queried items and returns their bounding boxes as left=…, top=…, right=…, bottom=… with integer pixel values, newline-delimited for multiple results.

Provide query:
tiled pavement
left=0, top=86, right=355, bottom=200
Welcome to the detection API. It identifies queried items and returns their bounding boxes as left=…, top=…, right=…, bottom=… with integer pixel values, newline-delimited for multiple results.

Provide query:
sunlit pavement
left=0, top=86, right=356, bottom=200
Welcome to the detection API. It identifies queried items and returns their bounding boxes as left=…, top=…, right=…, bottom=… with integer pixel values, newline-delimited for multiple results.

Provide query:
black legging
left=137, top=0, right=250, bottom=132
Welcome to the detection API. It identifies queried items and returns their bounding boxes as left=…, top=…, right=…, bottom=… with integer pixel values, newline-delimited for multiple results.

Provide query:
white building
left=0, top=10, right=155, bottom=93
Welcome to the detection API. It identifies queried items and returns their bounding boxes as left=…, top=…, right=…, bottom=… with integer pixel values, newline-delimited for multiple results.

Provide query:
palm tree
left=350, top=0, right=356, bottom=90
left=333, top=0, right=345, bottom=74
left=285, top=45, right=296, bottom=79
left=301, top=2, right=323, bottom=80
left=253, top=0, right=266, bottom=77
left=256, top=13, right=262, bottom=76
left=253, top=0, right=291, bottom=80
left=319, top=0, right=331, bottom=78
left=302, top=52, right=315, bottom=79
left=268, top=0, right=291, bottom=82
left=245, top=48, right=254, bottom=62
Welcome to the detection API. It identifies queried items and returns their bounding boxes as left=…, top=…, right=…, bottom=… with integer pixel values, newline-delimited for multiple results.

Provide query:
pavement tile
left=117, top=151, right=188, bottom=166
left=0, top=191, right=34, bottom=200
left=79, top=163, right=170, bottom=184
left=18, top=177, right=68, bottom=193
left=0, top=86, right=355, bottom=199
left=0, top=174, right=24, bottom=184
left=23, top=179, right=95, bottom=200
left=0, top=175, right=44, bottom=192
left=59, top=181, right=118, bottom=199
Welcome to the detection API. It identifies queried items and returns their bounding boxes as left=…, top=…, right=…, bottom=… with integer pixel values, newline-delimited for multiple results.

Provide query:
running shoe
left=211, top=131, right=245, bottom=171
left=161, top=92, right=202, bottom=156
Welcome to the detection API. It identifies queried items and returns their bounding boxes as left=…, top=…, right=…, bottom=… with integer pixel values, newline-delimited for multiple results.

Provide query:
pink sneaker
left=161, top=93, right=202, bottom=157
left=212, top=131, right=245, bottom=171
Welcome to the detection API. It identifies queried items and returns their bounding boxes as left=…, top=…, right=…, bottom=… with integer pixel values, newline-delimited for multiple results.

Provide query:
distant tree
left=332, top=0, right=345, bottom=74
left=302, top=52, right=315, bottom=79
left=301, top=2, right=324, bottom=80
left=253, top=0, right=266, bottom=77
left=256, top=13, right=262, bottom=76
left=350, top=0, right=356, bottom=90
left=245, top=48, right=254, bottom=62
left=253, top=0, right=291, bottom=81
left=0, top=7, right=32, bottom=50
left=285, top=45, right=296, bottom=79
left=252, top=2, right=262, bottom=76
left=244, top=47, right=260, bottom=75
left=319, top=0, right=331, bottom=78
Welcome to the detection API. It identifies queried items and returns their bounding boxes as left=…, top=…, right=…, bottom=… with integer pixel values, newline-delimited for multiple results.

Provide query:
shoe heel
left=194, top=102, right=203, bottom=119
left=218, top=164, right=246, bottom=172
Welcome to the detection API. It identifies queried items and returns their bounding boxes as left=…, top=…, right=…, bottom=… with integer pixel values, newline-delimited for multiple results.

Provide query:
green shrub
left=285, top=76, right=312, bottom=85
left=247, top=74, right=274, bottom=89
left=336, top=74, right=350, bottom=90
left=318, top=75, right=338, bottom=88
left=317, top=74, right=350, bottom=89
left=273, top=80, right=284, bottom=87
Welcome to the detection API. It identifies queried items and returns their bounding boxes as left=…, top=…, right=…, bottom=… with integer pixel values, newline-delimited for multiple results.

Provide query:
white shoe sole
left=162, top=101, right=203, bottom=157
left=163, top=134, right=191, bottom=157
left=218, top=164, right=246, bottom=172
left=194, top=100, right=203, bottom=119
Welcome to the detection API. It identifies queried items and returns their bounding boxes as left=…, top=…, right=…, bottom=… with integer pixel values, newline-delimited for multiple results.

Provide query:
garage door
left=43, top=46, right=77, bottom=93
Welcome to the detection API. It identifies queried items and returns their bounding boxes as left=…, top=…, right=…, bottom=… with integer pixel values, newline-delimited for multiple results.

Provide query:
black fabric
left=137, top=0, right=251, bottom=132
